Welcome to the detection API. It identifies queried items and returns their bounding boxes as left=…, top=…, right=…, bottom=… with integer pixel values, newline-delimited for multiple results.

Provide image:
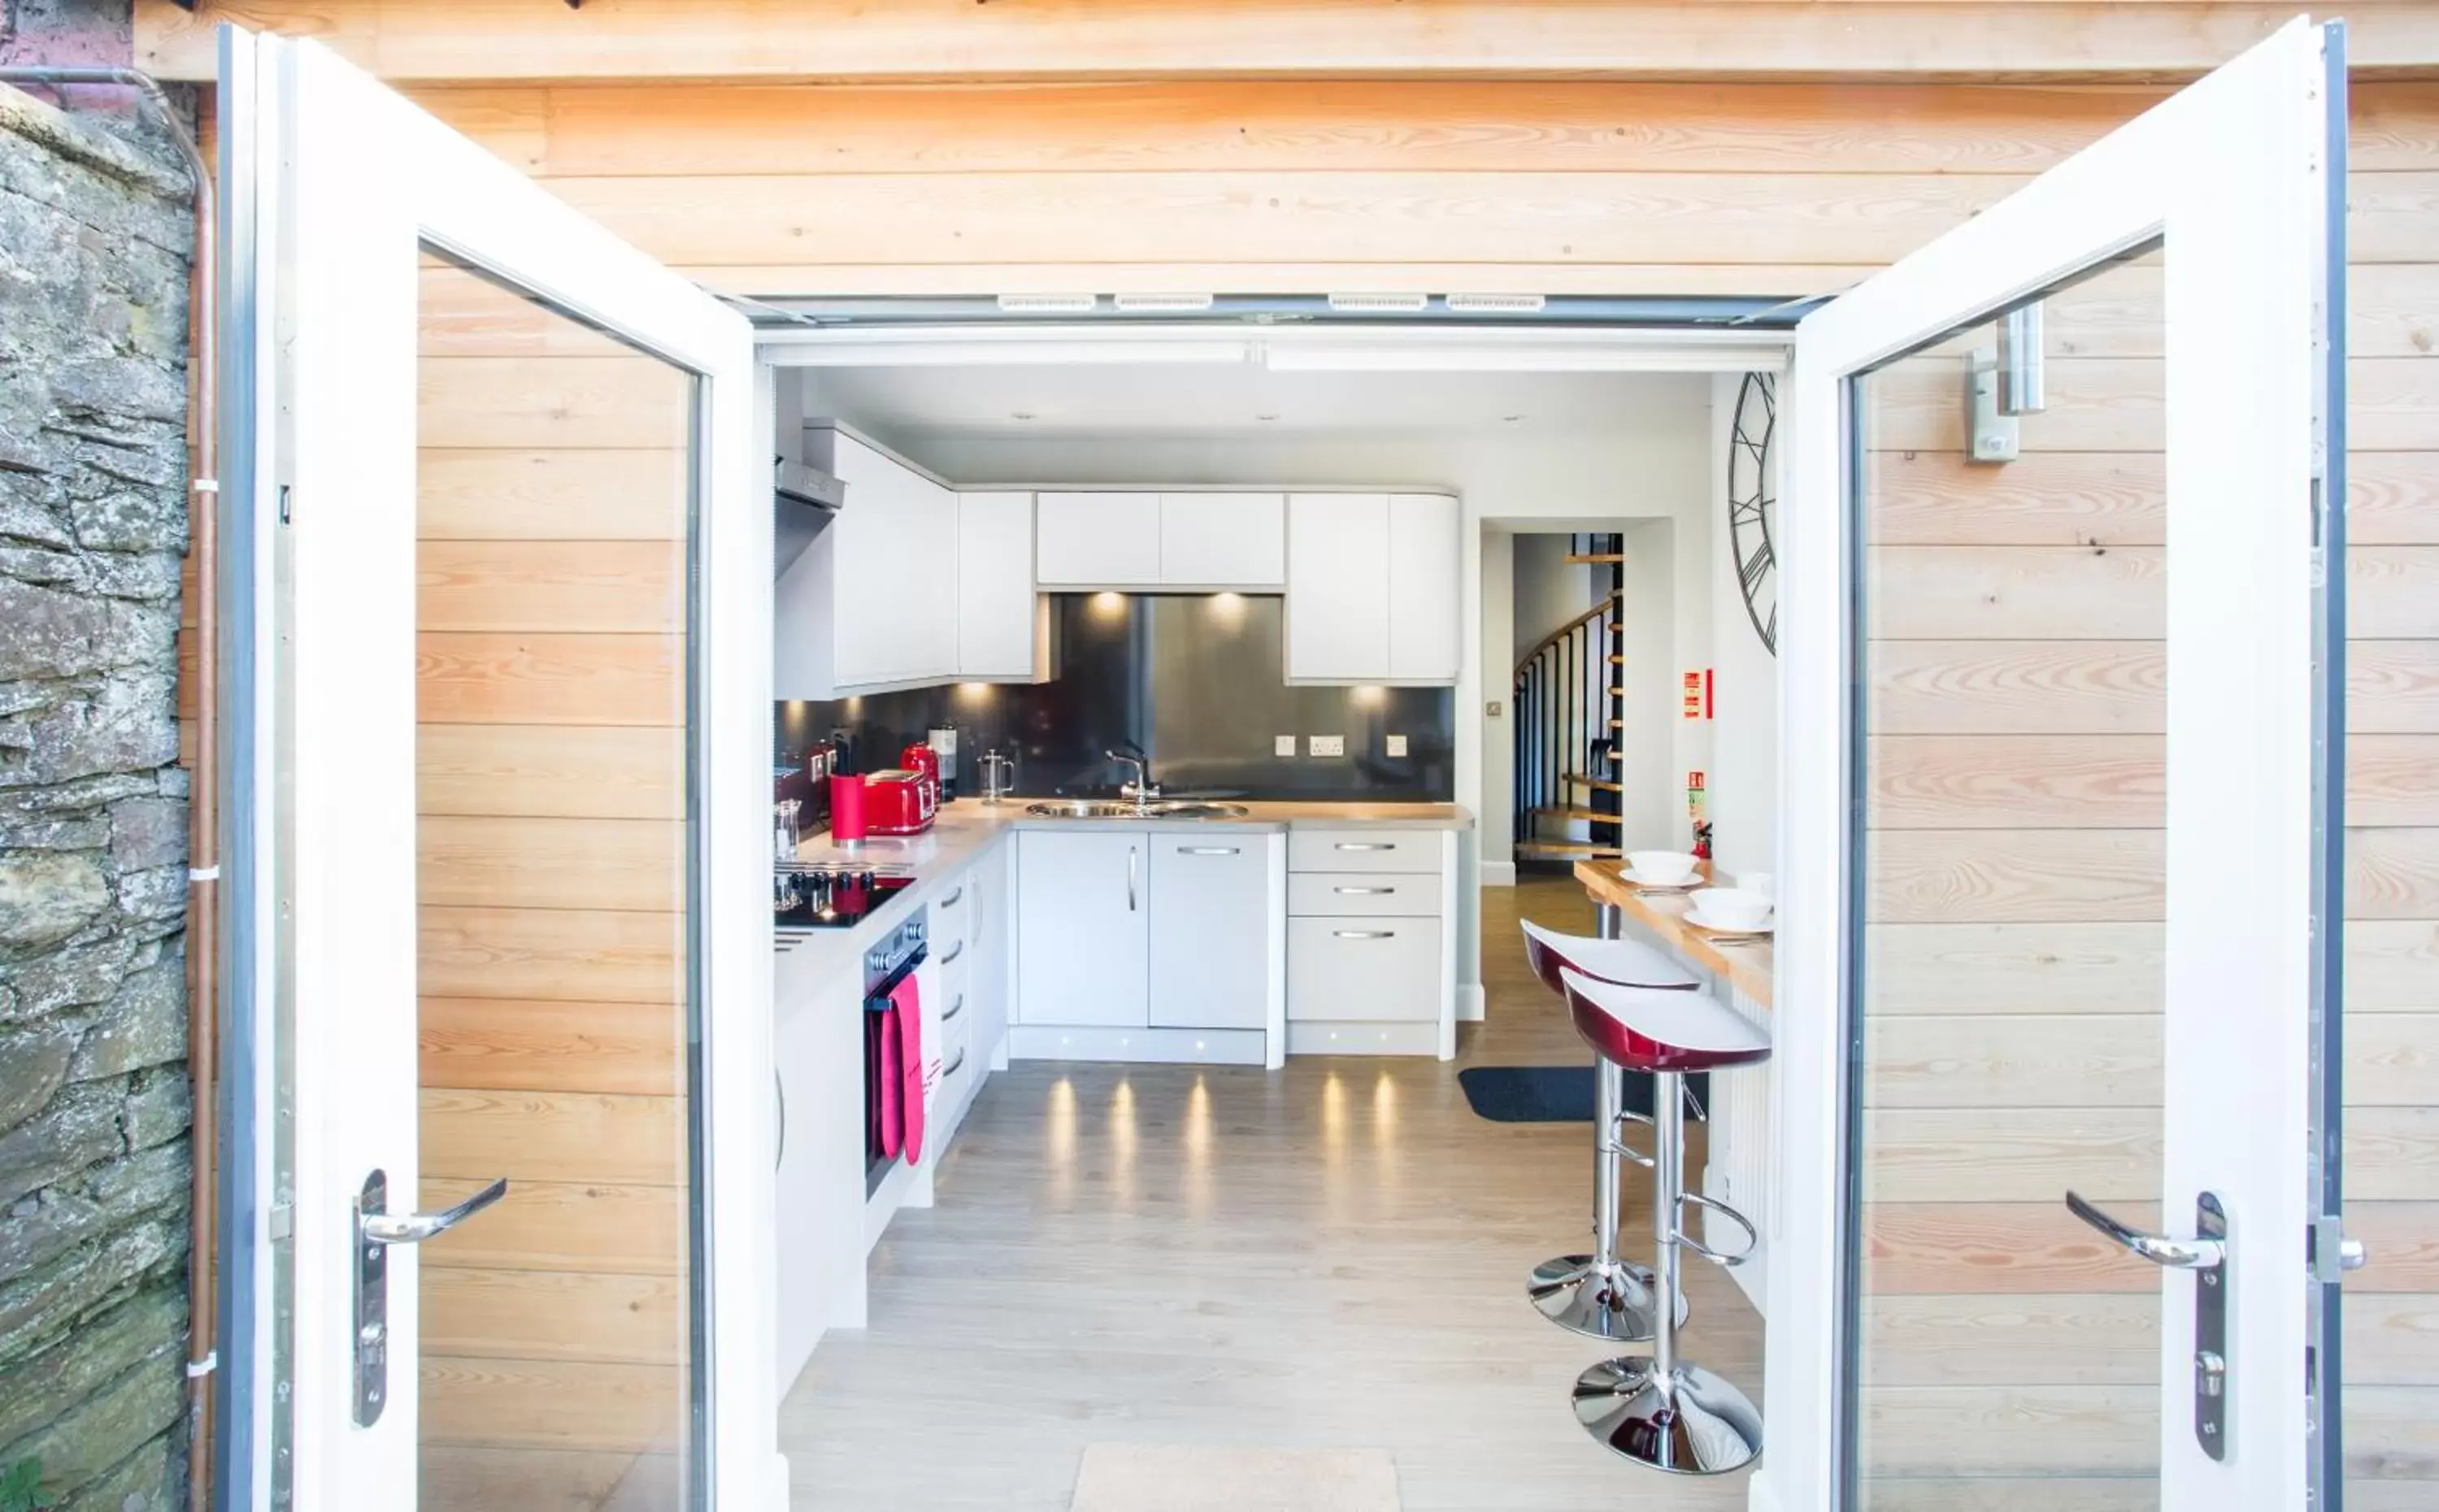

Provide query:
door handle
left=2067, top=1189, right=2230, bottom=1461
left=363, top=1177, right=509, bottom=1245
left=1179, top=845, right=1240, bottom=856
left=1128, top=845, right=1137, bottom=911
left=352, top=1171, right=511, bottom=1427
left=2065, top=1190, right=2224, bottom=1270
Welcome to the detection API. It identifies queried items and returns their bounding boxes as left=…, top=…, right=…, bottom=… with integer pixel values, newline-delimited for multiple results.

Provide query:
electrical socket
left=1274, top=735, right=1298, bottom=758
left=1386, top=733, right=1409, bottom=758
left=1309, top=734, right=1346, bottom=758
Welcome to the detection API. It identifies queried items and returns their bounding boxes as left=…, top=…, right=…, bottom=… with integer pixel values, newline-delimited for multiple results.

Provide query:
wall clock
left=1728, top=372, right=1777, bottom=655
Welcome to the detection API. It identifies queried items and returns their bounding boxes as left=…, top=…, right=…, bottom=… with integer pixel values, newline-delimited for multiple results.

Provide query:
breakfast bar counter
left=1572, top=861, right=1773, bottom=1010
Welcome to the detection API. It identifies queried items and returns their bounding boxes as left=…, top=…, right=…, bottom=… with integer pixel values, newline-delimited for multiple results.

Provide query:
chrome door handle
left=940, top=886, right=963, bottom=909
left=362, top=1177, right=510, bottom=1245
left=1127, top=845, right=1137, bottom=911
left=2066, top=1190, right=2224, bottom=1270
left=1179, top=845, right=1240, bottom=856
left=938, top=940, right=965, bottom=967
left=1333, top=885, right=1394, bottom=895
left=2068, top=1189, right=2231, bottom=1462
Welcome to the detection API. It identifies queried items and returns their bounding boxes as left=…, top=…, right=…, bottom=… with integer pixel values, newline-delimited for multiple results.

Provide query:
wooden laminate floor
left=779, top=875, right=1762, bottom=1511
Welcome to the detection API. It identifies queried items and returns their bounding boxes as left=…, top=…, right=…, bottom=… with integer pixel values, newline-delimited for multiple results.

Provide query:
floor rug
left=1457, top=1065, right=1708, bottom=1123
left=1069, top=1445, right=1400, bottom=1512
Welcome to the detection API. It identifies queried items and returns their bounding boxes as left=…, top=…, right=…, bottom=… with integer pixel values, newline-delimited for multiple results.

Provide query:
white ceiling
left=798, top=363, right=1710, bottom=439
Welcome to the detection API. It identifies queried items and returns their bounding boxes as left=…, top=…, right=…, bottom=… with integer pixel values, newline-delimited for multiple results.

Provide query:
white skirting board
left=1480, top=861, right=1517, bottom=888
left=1456, top=984, right=1485, bottom=1022
left=1007, top=1024, right=1267, bottom=1065
left=1285, top=1020, right=1441, bottom=1057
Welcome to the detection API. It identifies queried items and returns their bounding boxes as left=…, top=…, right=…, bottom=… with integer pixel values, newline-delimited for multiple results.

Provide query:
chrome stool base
left=1572, top=1357, right=1763, bottom=1476
left=1527, top=1254, right=1685, bottom=1341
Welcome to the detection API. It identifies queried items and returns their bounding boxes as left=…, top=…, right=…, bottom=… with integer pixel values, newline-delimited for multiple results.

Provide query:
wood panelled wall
left=412, top=262, right=695, bottom=1510
left=363, top=72, right=2430, bottom=1496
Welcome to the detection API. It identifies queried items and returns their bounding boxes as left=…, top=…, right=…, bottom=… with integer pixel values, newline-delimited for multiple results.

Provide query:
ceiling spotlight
left=1011, top=411, right=1036, bottom=421
left=1255, top=413, right=1279, bottom=422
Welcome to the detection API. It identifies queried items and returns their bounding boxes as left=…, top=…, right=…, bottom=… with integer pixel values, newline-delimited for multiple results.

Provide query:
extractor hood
left=774, top=457, right=845, bottom=579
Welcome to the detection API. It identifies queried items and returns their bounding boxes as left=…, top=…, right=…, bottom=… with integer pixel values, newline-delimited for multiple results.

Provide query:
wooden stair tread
left=1563, top=774, right=1624, bottom=793
left=1532, top=806, right=1622, bottom=824
left=1515, top=841, right=1626, bottom=859
left=1563, top=553, right=1627, bottom=564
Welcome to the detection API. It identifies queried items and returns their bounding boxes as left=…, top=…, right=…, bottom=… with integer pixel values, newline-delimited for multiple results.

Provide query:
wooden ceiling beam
left=139, top=2, right=2439, bottom=85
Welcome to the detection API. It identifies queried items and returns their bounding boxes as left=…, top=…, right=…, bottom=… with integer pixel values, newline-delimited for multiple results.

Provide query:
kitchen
left=750, top=363, right=1779, bottom=1507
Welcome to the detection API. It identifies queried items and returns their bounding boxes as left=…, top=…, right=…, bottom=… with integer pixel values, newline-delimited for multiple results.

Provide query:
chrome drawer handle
left=1179, top=845, right=1240, bottom=856
left=1333, top=929, right=1396, bottom=940
left=940, top=886, right=963, bottom=908
left=943, top=1049, right=967, bottom=1077
left=938, top=941, right=965, bottom=967
left=1333, top=885, right=1394, bottom=895
left=1334, top=841, right=1394, bottom=851
left=942, top=993, right=965, bottom=1023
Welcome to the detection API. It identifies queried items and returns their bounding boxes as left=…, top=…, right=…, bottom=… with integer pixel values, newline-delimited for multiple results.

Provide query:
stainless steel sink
left=1024, top=799, right=1250, bottom=820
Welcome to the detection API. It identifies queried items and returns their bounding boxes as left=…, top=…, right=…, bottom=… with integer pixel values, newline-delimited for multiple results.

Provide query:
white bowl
left=1627, top=849, right=1702, bottom=884
left=1691, top=887, right=1773, bottom=931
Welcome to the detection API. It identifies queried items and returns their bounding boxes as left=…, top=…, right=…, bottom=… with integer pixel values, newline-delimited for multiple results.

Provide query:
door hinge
left=266, top=1200, right=293, bottom=1240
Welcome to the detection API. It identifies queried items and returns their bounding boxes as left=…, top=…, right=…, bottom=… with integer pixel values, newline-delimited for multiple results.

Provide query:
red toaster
left=863, top=769, right=937, bottom=835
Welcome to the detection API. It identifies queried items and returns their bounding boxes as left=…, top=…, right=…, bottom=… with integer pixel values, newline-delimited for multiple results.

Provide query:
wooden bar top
left=1573, top=859, right=1774, bottom=1010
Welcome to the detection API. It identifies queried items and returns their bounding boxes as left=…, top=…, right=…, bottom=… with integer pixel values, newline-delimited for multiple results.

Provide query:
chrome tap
left=1106, top=749, right=1159, bottom=810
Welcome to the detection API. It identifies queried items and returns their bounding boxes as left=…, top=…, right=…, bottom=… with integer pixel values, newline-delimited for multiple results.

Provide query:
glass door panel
left=412, top=255, right=701, bottom=1512
left=1849, top=257, right=2167, bottom=1508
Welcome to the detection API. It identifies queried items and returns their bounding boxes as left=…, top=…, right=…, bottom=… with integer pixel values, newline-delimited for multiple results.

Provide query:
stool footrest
left=1602, top=1106, right=1657, bottom=1170
left=1672, top=1191, right=1759, bottom=1268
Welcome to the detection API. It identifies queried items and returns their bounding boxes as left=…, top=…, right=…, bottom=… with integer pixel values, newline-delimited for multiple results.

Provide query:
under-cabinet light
left=1445, top=293, right=1547, bottom=313
left=1113, top=293, right=1215, bottom=312
left=1326, top=292, right=1431, bottom=313
left=998, top=293, right=1099, bottom=314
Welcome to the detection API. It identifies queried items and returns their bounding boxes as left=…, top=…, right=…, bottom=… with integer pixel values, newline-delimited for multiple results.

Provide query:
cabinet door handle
left=1128, top=845, right=1138, bottom=911
left=773, top=1069, right=787, bottom=1170
left=940, top=886, right=963, bottom=909
left=939, top=940, right=965, bottom=967
left=1180, top=845, right=1241, bottom=856
left=942, top=993, right=965, bottom=1023
left=1333, top=929, right=1398, bottom=940
left=1333, top=885, right=1395, bottom=895
left=943, top=1049, right=968, bottom=1077
left=1334, top=841, right=1394, bottom=852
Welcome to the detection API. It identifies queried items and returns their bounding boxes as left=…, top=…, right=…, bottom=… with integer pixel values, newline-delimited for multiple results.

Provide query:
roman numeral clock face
left=1728, top=372, right=1777, bottom=654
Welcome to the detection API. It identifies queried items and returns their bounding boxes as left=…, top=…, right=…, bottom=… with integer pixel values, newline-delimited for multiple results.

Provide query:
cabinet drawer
left=1288, top=829, right=1442, bottom=875
left=929, top=871, right=974, bottom=956
left=1287, top=871, right=1438, bottom=917
left=1286, top=916, right=1441, bottom=1023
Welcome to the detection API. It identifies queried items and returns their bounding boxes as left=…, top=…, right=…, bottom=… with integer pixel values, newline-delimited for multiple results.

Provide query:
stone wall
left=0, top=77, right=193, bottom=1512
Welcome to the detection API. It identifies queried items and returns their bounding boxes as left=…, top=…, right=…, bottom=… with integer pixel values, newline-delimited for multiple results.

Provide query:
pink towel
left=890, top=973, right=926, bottom=1165
left=874, top=998, right=904, bottom=1161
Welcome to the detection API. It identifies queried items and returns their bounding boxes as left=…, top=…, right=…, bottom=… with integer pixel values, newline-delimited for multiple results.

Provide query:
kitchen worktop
left=1573, top=859, right=1773, bottom=1010
left=774, top=801, right=1473, bottom=1010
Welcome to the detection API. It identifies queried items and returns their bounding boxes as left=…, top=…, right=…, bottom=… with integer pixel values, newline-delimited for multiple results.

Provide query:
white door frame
left=1767, top=18, right=2335, bottom=1512
left=224, top=28, right=780, bottom=1511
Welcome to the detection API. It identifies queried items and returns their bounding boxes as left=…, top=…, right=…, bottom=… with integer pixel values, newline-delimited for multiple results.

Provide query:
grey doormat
left=1070, top=1445, right=1401, bottom=1512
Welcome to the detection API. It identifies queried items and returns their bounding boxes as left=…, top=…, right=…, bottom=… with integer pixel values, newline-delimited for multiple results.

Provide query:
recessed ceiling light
left=1504, top=415, right=1525, bottom=423
left=1011, top=411, right=1035, bottom=421
left=1255, top=413, right=1279, bottom=422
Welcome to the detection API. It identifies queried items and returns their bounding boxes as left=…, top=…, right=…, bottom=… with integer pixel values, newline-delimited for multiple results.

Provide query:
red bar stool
left=1556, top=966, right=1768, bottom=1475
left=1517, top=919, right=1698, bottom=1343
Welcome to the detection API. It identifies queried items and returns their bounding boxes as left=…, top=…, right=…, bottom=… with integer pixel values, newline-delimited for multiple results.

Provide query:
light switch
left=1386, top=734, right=1409, bottom=758
left=1309, top=734, right=1346, bottom=758
left=1274, top=735, right=1298, bottom=757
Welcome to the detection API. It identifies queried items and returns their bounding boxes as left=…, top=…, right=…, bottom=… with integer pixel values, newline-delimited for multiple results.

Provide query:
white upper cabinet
left=1285, top=493, right=1392, bottom=682
left=1037, top=491, right=1162, bottom=587
left=1386, top=493, right=1462, bottom=683
left=776, top=426, right=961, bottom=697
left=1159, top=493, right=1286, bottom=589
left=956, top=491, right=1050, bottom=681
left=1285, top=491, right=1459, bottom=685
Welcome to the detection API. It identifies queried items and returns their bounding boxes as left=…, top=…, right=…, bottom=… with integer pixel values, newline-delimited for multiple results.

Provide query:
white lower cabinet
left=1285, top=829, right=1454, bottom=1058
left=1011, top=825, right=1280, bottom=1062
left=1148, top=835, right=1273, bottom=1031
left=1015, top=831, right=1150, bottom=1028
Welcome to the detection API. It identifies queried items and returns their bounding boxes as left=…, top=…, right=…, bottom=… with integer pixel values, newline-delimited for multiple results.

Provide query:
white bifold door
left=1767, top=18, right=2349, bottom=1512
left=220, top=28, right=778, bottom=1512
